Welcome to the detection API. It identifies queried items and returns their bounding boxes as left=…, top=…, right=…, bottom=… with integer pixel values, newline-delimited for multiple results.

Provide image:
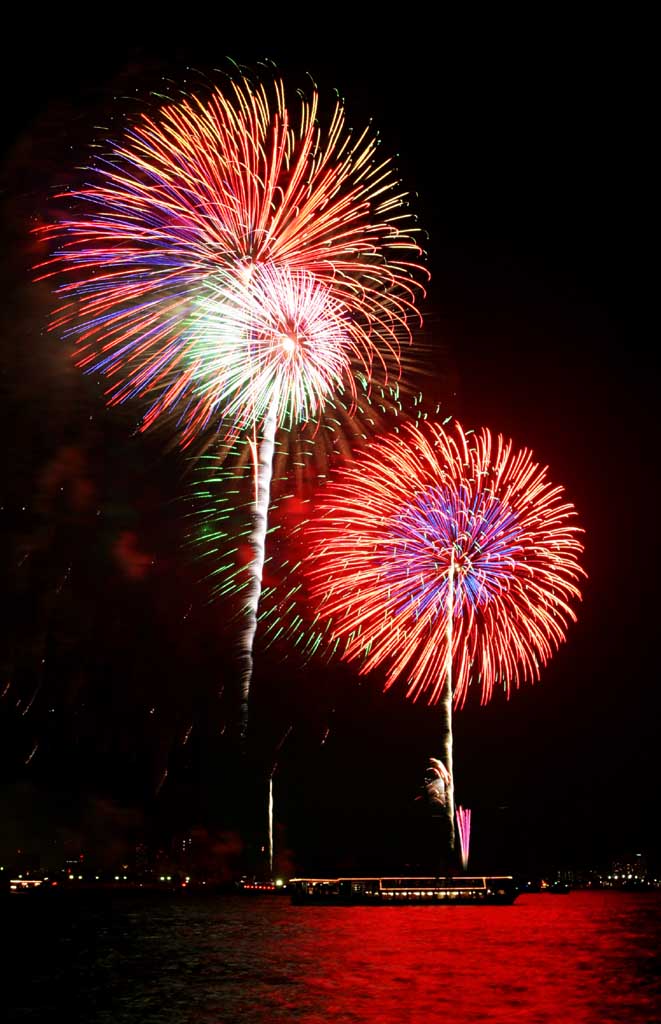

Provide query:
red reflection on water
left=269, top=893, right=660, bottom=1024
left=5, top=888, right=659, bottom=1023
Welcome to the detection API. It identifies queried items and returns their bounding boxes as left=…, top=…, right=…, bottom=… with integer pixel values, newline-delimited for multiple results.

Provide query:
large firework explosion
left=303, top=420, right=585, bottom=850
left=36, top=73, right=425, bottom=446
left=36, top=71, right=427, bottom=759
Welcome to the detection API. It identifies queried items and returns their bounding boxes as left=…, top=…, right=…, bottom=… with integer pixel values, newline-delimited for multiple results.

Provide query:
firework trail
left=456, top=806, right=471, bottom=870
left=37, top=73, right=427, bottom=747
left=186, top=383, right=423, bottom=673
left=266, top=725, right=293, bottom=878
left=305, top=419, right=585, bottom=852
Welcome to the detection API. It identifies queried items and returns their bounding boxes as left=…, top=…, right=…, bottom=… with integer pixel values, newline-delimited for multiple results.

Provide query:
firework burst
left=184, top=263, right=358, bottom=434
left=36, top=74, right=426, bottom=447
left=304, top=419, right=585, bottom=856
left=305, top=419, right=585, bottom=707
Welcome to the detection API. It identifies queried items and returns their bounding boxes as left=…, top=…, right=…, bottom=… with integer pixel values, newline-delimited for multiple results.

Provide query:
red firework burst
left=305, top=420, right=585, bottom=706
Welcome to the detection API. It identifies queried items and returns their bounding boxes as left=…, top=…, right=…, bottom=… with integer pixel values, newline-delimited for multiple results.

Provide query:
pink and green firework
left=36, top=74, right=426, bottom=447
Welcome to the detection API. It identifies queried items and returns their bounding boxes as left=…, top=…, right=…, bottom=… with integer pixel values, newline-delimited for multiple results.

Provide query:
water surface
left=6, top=890, right=660, bottom=1022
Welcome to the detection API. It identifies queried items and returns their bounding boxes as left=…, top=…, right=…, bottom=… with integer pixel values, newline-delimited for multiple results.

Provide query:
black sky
left=0, top=14, right=656, bottom=876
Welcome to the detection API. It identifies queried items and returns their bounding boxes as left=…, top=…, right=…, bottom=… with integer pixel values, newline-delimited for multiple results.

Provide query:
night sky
left=0, top=15, right=656, bottom=878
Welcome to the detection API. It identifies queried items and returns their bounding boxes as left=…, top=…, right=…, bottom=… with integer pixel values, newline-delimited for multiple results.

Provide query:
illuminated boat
left=8, top=878, right=46, bottom=894
left=289, top=875, right=518, bottom=905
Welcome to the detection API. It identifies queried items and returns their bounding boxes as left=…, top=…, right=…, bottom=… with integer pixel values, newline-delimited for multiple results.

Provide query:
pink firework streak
left=456, top=806, right=471, bottom=870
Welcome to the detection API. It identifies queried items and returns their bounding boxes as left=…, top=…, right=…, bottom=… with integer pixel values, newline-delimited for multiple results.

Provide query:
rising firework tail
left=185, top=388, right=439, bottom=664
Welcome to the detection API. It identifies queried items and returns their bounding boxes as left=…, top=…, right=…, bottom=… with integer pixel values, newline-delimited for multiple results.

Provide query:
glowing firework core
left=392, top=483, right=526, bottom=621
left=281, top=334, right=297, bottom=355
left=190, top=264, right=356, bottom=432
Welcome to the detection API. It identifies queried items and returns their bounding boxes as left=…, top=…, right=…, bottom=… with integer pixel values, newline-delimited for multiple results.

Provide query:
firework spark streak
left=456, top=806, right=471, bottom=871
left=306, top=420, right=585, bottom=707
left=268, top=774, right=274, bottom=878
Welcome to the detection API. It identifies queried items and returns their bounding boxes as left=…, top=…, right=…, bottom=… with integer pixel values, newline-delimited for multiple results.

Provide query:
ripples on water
left=6, top=891, right=660, bottom=1023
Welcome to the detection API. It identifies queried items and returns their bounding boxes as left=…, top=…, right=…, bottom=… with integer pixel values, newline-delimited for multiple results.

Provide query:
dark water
left=6, top=891, right=660, bottom=1022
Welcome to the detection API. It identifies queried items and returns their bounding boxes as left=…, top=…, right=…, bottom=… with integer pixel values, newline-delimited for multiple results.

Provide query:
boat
left=7, top=878, right=46, bottom=894
left=289, top=875, right=519, bottom=905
